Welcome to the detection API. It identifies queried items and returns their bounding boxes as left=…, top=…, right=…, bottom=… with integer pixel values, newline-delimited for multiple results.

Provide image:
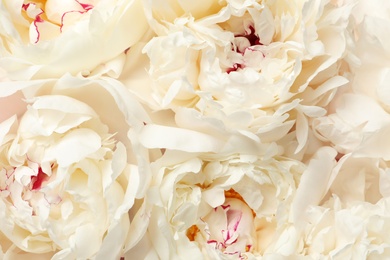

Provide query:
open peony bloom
left=269, top=196, right=390, bottom=259
left=140, top=151, right=304, bottom=259
left=286, top=0, right=390, bottom=233
left=312, top=0, right=390, bottom=156
left=0, top=89, right=150, bottom=259
left=300, top=196, right=390, bottom=259
left=288, top=150, right=390, bottom=258
left=0, top=0, right=149, bottom=79
left=266, top=143, right=390, bottom=258
left=124, top=0, right=352, bottom=152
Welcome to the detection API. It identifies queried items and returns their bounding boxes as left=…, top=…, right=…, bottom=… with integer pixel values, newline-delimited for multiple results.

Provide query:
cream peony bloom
left=312, top=0, right=390, bottom=156
left=0, top=0, right=149, bottom=79
left=269, top=144, right=390, bottom=258
left=124, top=0, right=352, bottom=153
left=140, top=151, right=304, bottom=259
left=0, top=79, right=151, bottom=259
left=270, top=196, right=390, bottom=259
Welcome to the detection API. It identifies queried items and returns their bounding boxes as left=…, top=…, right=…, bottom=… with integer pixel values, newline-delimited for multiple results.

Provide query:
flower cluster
left=1, top=0, right=389, bottom=259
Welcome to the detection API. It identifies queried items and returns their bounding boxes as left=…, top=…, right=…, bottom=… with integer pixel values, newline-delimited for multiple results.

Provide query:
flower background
left=1, top=0, right=390, bottom=259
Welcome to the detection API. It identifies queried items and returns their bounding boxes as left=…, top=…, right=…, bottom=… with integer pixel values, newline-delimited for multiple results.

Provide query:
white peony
left=270, top=196, right=390, bottom=259
left=0, top=78, right=151, bottom=259
left=0, top=0, right=150, bottom=79
left=279, top=146, right=390, bottom=258
left=312, top=0, right=390, bottom=156
left=139, top=150, right=304, bottom=259
left=124, top=0, right=352, bottom=153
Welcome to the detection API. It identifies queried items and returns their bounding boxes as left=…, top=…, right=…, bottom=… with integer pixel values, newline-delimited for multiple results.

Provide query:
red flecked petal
left=31, top=167, right=48, bottom=190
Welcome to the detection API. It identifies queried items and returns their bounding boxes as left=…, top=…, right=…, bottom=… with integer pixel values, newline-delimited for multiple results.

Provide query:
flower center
left=214, top=203, right=243, bottom=249
left=31, top=166, right=48, bottom=190
left=187, top=189, right=255, bottom=258
left=235, top=26, right=262, bottom=52
left=227, top=25, right=263, bottom=74
left=0, top=159, right=55, bottom=205
left=21, top=0, right=95, bottom=43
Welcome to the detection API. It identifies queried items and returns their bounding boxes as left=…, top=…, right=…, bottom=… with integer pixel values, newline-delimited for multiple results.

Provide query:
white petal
left=139, top=124, right=224, bottom=153
left=30, top=95, right=97, bottom=116
left=72, top=224, right=101, bottom=259
left=0, top=116, right=16, bottom=145
left=103, top=142, right=127, bottom=194
left=44, top=128, right=101, bottom=166
left=96, top=217, right=129, bottom=260
left=292, top=147, right=337, bottom=227
left=355, top=124, right=390, bottom=160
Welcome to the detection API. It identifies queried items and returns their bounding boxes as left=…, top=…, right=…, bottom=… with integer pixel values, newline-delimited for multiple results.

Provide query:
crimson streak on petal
left=31, top=167, right=48, bottom=190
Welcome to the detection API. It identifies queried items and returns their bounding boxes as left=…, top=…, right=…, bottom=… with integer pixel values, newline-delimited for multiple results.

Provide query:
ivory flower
left=269, top=196, right=390, bottom=259
left=0, top=79, right=151, bottom=259
left=0, top=0, right=149, bottom=79
left=312, top=0, right=390, bottom=156
left=142, top=151, right=304, bottom=259
left=125, top=0, right=352, bottom=151
left=283, top=147, right=390, bottom=258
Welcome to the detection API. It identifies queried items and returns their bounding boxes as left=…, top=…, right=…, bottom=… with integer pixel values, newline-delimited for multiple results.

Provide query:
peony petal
left=124, top=201, right=152, bottom=252
left=354, top=124, right=390, bottom=160
left=379, top=168, right=390, bottom=198
left=115, top=165, right=139, bottom=219
left=72, top=224, right=101, bottom=259
left=103, top=142, right=127, bottom=194
left=0, top=79, right=50, bottom=97
left=0, top=115, right=16, bottom=145
left=139, top=124, right=225, bottom=153
left=292, top=147, right=337, bottom=227
left=202, top=187, right=225, bottom=208
left=97, top=77, right=152, bottom=130
left=0, top=91, right=27, bottom=122
left=294, top=110, right=309, bottom=153
left=377, top=68, right=390, bottom=107
left=251, top=6, right=274, bottom=45
left=30, top=95, right=97, bottom=116
left=44, top=128, right=101, bottom=166
left=96, top=217, right=129, bottom=260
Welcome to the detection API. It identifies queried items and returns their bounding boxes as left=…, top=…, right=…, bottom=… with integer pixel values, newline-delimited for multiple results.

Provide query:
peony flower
left=139, top=150, right=304, bottom=259
left=272, top=196, right=390, bottom=259
left=281, top=146, right=390, bottom=258
left=0, top=0, right=150, bottom=79
left=124, top=0, right=352, bottom=154
left=0, top=78, right=151, bottom=259
left=312, top=0, right=390, bottom=156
